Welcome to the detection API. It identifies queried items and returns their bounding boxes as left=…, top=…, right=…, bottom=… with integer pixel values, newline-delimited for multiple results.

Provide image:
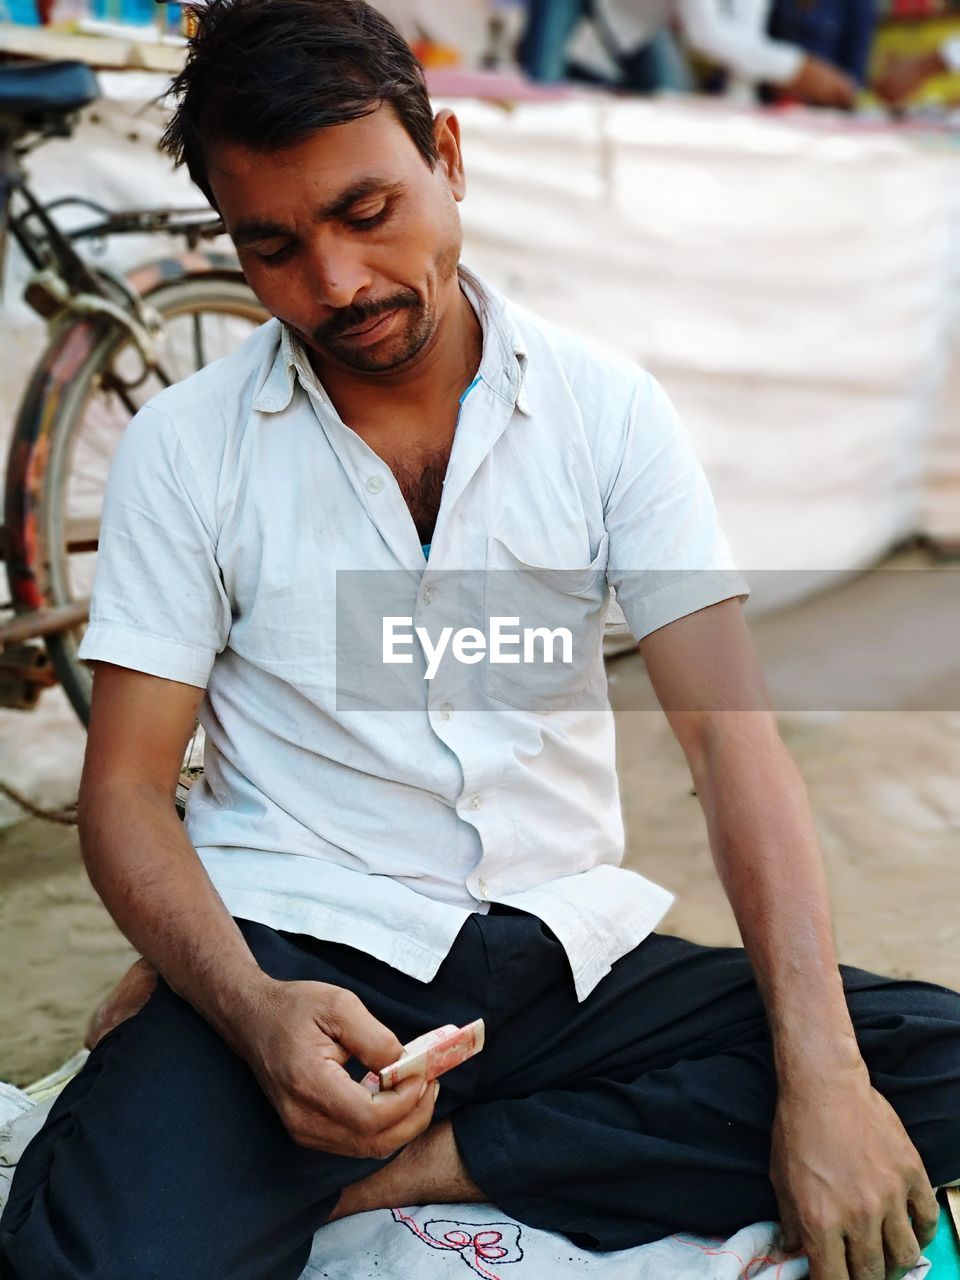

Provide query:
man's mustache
left=316, top=291, right=419, bottom=342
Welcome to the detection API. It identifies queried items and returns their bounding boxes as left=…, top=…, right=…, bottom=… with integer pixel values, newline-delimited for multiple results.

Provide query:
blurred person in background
left=519, top=0, right=857, bottom=105
left=767, top=0, right=877, bottom=91
left=873, top=35, right=960, bottom=105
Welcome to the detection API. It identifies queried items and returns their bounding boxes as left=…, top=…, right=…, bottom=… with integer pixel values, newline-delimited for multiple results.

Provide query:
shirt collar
left=251, top=264, right=531, bottom=418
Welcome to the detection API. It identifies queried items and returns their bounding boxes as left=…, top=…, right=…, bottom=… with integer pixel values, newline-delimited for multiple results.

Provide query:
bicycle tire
left=21, top=271, right=267, bottom=724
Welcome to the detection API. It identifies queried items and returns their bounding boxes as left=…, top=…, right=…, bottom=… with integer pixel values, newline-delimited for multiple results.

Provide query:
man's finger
left=806, top=1234, right=850, bottom=1280
left=316, top=1060, right=431, bottom=1135
left=843, top=1223, right=885, bottom=1280
left=289, top=1072, right=438, bottom=1155
left=777, top=1204, right=803, bottom=1255
left=907, top=1180, right=939, bottom=1249
left=881, top=1210, right=923, bottom=1278
left=357, top=1080, right=440, bottom=1157
left=317, top=986, right=403, bottom=1070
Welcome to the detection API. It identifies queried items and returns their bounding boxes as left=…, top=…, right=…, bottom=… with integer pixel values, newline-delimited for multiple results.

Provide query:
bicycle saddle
left=0, top=61, right=99, bottom=117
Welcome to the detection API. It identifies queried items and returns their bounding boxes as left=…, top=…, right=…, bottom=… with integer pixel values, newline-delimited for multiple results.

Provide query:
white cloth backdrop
left=3, top=77, right=960, bottom=612
left=451, top=97, right=960, bottom=583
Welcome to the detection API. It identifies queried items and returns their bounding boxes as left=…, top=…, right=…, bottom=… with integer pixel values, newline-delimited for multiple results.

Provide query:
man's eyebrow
left=232, top=178, right=402, bottom=247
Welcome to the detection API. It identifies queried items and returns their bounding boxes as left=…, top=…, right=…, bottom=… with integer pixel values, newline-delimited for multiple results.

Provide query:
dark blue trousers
left=768, top=0, right=877, bottom=85
left=3, top=910, right=960, bottom=1280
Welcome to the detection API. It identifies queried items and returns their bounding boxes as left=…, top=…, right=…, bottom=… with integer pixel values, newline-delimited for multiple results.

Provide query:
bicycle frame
left=0, top=114, right=113, bottom=299
left=0, top=78, right=265, bottom=720
left=0, top=108, right=248, bottom=623
left=1, top=115, right=245, bottom=419
left=0, top=110, right=227, bottom=333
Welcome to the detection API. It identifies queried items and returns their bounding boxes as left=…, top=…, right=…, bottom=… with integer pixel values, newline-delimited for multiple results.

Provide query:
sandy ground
left=0, top=552, right=957, bottom=1087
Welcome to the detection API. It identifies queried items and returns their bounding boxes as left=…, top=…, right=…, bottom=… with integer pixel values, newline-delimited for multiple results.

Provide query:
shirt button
left=440, top=702, right=454, bottom=721
left=422, top=585, right=435, bottom=605
left=469, top=793, right=483, bottom=811
left=478, top=878, right=489, bottom=899
left=366, top=476, right=384, bottom=494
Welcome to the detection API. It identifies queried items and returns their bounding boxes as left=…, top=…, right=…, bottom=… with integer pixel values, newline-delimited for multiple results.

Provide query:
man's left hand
left=770, top=1068, right=939, bottom=1280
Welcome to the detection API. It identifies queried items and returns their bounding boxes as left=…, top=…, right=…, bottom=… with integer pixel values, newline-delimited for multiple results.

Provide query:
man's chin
left=324, top=323, right=433, bottom=375
left=325, top=342, right=418, bottom=375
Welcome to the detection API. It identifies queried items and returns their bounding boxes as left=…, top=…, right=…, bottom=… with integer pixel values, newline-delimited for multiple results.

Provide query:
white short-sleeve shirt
left=78, top=267, right=748, bottom=1001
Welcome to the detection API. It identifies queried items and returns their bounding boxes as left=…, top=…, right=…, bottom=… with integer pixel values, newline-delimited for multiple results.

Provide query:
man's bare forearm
left=691, top=713, right=863, bottom=1086
left=78, top=781, right=270, bottom=1051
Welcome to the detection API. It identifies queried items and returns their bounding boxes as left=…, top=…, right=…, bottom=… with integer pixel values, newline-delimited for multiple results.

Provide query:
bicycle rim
left=40, top=275, right=267, bottom=737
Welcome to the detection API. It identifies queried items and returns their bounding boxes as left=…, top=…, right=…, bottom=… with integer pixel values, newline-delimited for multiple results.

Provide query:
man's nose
left=307, top=237, right=373, bottom=311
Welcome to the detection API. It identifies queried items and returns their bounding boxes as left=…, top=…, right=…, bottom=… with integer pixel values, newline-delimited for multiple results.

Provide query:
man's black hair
left=160, top=0, right=439, bottom=206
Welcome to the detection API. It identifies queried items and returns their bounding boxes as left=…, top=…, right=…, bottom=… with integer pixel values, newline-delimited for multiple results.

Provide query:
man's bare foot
left=328, top=1116, right=485, bottom=1222
left=85, top=958, right=158, bottom=1050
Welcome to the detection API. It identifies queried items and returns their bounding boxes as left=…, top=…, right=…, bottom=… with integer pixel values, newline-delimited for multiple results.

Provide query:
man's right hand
left=79, top=667, right=434, bottom=1160
left=783, top=56, right=858, bottom=109
left=236, top=977, right=439, bottom=1158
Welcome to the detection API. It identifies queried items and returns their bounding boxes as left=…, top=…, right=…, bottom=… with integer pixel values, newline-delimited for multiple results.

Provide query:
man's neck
left=306, top=277, right=484, bottom=434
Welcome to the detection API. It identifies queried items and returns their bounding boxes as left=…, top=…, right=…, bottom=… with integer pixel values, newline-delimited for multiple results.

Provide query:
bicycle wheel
left=32, top=272, right=268, bottom=724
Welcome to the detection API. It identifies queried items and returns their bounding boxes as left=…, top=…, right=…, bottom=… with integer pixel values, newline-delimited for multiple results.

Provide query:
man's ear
left=433, top=109, right=466, bottom=202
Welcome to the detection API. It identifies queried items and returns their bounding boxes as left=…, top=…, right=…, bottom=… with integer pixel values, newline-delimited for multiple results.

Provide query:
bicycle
left=0, top=58, right=269, bottom=739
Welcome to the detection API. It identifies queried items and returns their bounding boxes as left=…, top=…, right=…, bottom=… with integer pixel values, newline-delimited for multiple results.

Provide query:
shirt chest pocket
left=482, top=532, right=609, bottom=713
left=228, top=554, right=339, bottom=693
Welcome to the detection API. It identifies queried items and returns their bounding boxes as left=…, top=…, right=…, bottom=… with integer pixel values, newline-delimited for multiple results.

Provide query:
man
left=1, top=2, right=958, bottom=1278
left=520, top=0, right=858, bottom=106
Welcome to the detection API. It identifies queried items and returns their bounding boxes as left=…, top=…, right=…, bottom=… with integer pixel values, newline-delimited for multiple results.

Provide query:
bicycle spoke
left=99, top=370, right=148, bottom=419
left=192, top=312, right=207, bottom=371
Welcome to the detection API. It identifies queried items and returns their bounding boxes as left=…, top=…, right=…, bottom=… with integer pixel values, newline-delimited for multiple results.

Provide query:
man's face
left=208, top=104, right=466, bottom=375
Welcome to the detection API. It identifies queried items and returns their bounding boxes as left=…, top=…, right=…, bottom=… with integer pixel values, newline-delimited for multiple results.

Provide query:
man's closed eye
left=255, top=242, right=295, bottom=264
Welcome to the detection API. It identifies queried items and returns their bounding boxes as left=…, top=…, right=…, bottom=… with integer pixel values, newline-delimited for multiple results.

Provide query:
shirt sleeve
left=677, top=0, right=804, bottom=84
left=603, top=371, right=749, bottom=641
left=77, top=403, right=232, bottom=688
